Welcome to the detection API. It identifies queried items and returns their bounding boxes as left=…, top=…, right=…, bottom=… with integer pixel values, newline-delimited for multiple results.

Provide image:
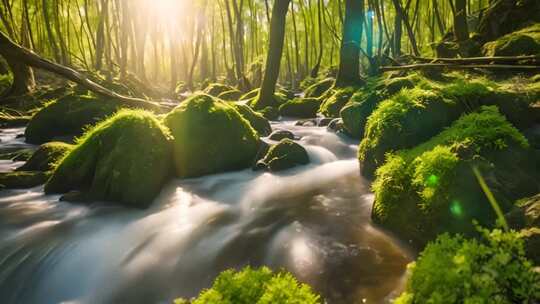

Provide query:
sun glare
left=141, top=0, right=186, bottom=28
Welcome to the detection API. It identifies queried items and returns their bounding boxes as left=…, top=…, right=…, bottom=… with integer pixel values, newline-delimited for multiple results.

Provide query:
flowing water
left=0, top=121, right=412, bottom=304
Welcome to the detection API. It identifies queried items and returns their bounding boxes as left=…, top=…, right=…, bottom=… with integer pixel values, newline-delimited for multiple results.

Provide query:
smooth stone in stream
left=268, top=130, right=295, bottom=141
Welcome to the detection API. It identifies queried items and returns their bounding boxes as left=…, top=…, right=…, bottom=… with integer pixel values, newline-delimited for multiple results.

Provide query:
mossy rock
left=359, top=87, right=464, bottom=177
left=258, top=138, right=309, bottom=171
left=318, top=87, right=357, bottom=118
left=17, top=142, right=73, bottom=172
left=268, top=130, right=295, bottom=141
left=304, top=78, right=334, bottom=98
left=218, top=89, right=243, bottom=101
left=258, top=106, right=280, bottom=120
left=232, top=103, right=272, bottom=136
left=164, top=94, right=259, bottom=178
left=204, top=83, right=235, bottom=97
left=0, top=148, right=34, bottom=161
left=279, top=97, right=321, bottom=118
left=45, top=110, right=172, bottom=208
left=25, top=93, right=122, bottom=144
left=371, top=106, right=540, bottom=246
left=340, top=91, right=385, bottom=138
left=0, top=171, right=50, bottom=189
left=483, top=33, right=540, bottom=56
left=249, top=92, right=289, bottom=110
left=240, top=88, right=260, bottom=101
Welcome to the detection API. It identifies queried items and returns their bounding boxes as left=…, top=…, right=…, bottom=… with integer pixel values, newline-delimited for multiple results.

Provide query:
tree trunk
left=453, top=0, right=469, bottom=41
left=255, top=0, right=291, bottom=109
left=335, top=0, right=365, bottom=87
left=0, top=30, right=161, bottom=110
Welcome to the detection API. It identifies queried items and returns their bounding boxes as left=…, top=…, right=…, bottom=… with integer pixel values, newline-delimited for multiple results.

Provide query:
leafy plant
left=174, top=267, right=321, bottom=304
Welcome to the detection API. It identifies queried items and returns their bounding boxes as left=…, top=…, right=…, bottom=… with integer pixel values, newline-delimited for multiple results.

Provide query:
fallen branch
left=379, top=63, right=540, bottom=72
left=0, top=30, right=165, bottom=112
left=411, top=55, right=540, bottom=64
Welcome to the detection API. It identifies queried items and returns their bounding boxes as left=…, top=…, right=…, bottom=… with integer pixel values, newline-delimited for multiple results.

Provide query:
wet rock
left=232, top=103, right=272, bottom=136
left=295, top=119, right=317, bottom=127
left=259, top=139, right=309, bottom=172
left=258, top=106, right=280, bottom=120
left=279, top=97, right=321, bottom=118
left=268, top=130, right=295, bottom=141
left=304, top=78, right=334, bottom=98
left=327, top=118, right=344, bottom=132
left=318, top=118, right=333, bottom=127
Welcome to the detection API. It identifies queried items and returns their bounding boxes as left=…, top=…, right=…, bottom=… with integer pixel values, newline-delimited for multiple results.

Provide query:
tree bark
left=453, top=0, right=469, bottom=41
left=255, top=0, right=291, bottom=109
left=335, top=0, right=365, bottom=87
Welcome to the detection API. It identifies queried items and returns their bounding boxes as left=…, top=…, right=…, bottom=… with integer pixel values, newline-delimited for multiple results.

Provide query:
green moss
left=259, top=138, right=309, bottom=171
left=258, top=106, right=280, bottom=120
left=17, top=142, right=73, bottom=172
left=218, top=89, right=243, bottom=101
left=164, top=94, right=259, bottom=178
left=240, top=88, right=260, bottom=101
left=279, top=97, right=321, bottom=118
left=175, top=267, right=320, bottom=304
left=45, top=109, right=172, bottom=208
left=232, top=103, right=272, bottom=136
left=318, top=86, right=357, bottom=118
left=249, top=91, right=288, bottom=110
left=396, top=229, right=540, bottom=303
left=371, top=106, right=538, bottom=244
left=25, top=93, right=122, bottom=144
left=0, top=171, right=50, bottom=189
left=204, top=83, right=235, bottom=97
left=359, top=87, right=463, bottom=176
left=304, top=78, right=334, bottom=98
left=483, top=26, right=540, bottom=56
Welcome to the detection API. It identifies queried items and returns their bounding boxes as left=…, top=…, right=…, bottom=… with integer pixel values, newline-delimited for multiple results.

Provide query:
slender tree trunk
left=255, top=0, right=291, bottom=109
left=335, top=0, right=365, bottom=87
left=310, top=0, right=324, bottom=78
left=453, top=0, right=469, bottom=41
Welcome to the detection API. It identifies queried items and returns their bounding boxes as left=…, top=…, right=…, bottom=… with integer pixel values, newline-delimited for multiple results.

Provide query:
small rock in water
left=295, top=119, right=317, bottom=127
left=16, top=133, right=24, bottom=138
left=327, top=118, right=344, bottom=132
left=318, top=117, right=333, bottom=127
left=268, top=130, right=295, bottom=141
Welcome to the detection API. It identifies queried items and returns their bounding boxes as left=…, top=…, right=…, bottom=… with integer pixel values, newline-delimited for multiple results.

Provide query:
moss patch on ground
left=164, top=94, right=260, bottom=178
left=45, top=109, right=172, bottom=208
left=25, top=93, right=122, bottom=144
left=371, top=106, right=540, bottom=245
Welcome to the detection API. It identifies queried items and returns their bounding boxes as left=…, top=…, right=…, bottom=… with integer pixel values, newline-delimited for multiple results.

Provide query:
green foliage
left=371, top=106, right=535, bottom=243
left=304, top=78, right=334, bottom=98
left=164, top=94, right=259, bottom=178
left=318, top=86, right=357, bottom=118
left=278, top=97, right=321, bottom=118
left=176, top=267, right=320, bottom=304
left=25, top=93, right=122, bottom=144
left=259, top=138, right=309, bottom=171
left=17, top=141, right=73, bottom=172
left=396, top=228, right=540, bottom=304
left=45, top=109, right=172, bottom=208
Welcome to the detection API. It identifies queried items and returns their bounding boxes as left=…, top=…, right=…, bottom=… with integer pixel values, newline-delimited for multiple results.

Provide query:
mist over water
left=0, top=122, right=412, bottom=304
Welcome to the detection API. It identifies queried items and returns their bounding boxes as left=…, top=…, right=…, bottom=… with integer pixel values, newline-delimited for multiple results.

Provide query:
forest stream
left=0, top=121, right=412, bottom=304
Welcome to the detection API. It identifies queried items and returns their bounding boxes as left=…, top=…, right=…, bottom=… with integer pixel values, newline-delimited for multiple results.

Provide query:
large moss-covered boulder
left=318, top=87, right=357, bottom=118
left=483, top=34, right=540, bottom=56
left=372, top=106, right=540, bottom=246
left=304, top=78, right=334, bottom=98
left=257, top=138, right=309, bottom=171
left=17, top=142, right=73, bottom=172
left=25, top=94, right=122, bottom=144
left=45, top=110, right=172, bottom=208
left=232, top=103, right=272, bottom=136
left=164, top=94, right=260, bottom=178
left=359, top=87, right=464, bottom=177
left=279, top=97, right=321, bottom=118
left=204, top=83, right=235, bottom=97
